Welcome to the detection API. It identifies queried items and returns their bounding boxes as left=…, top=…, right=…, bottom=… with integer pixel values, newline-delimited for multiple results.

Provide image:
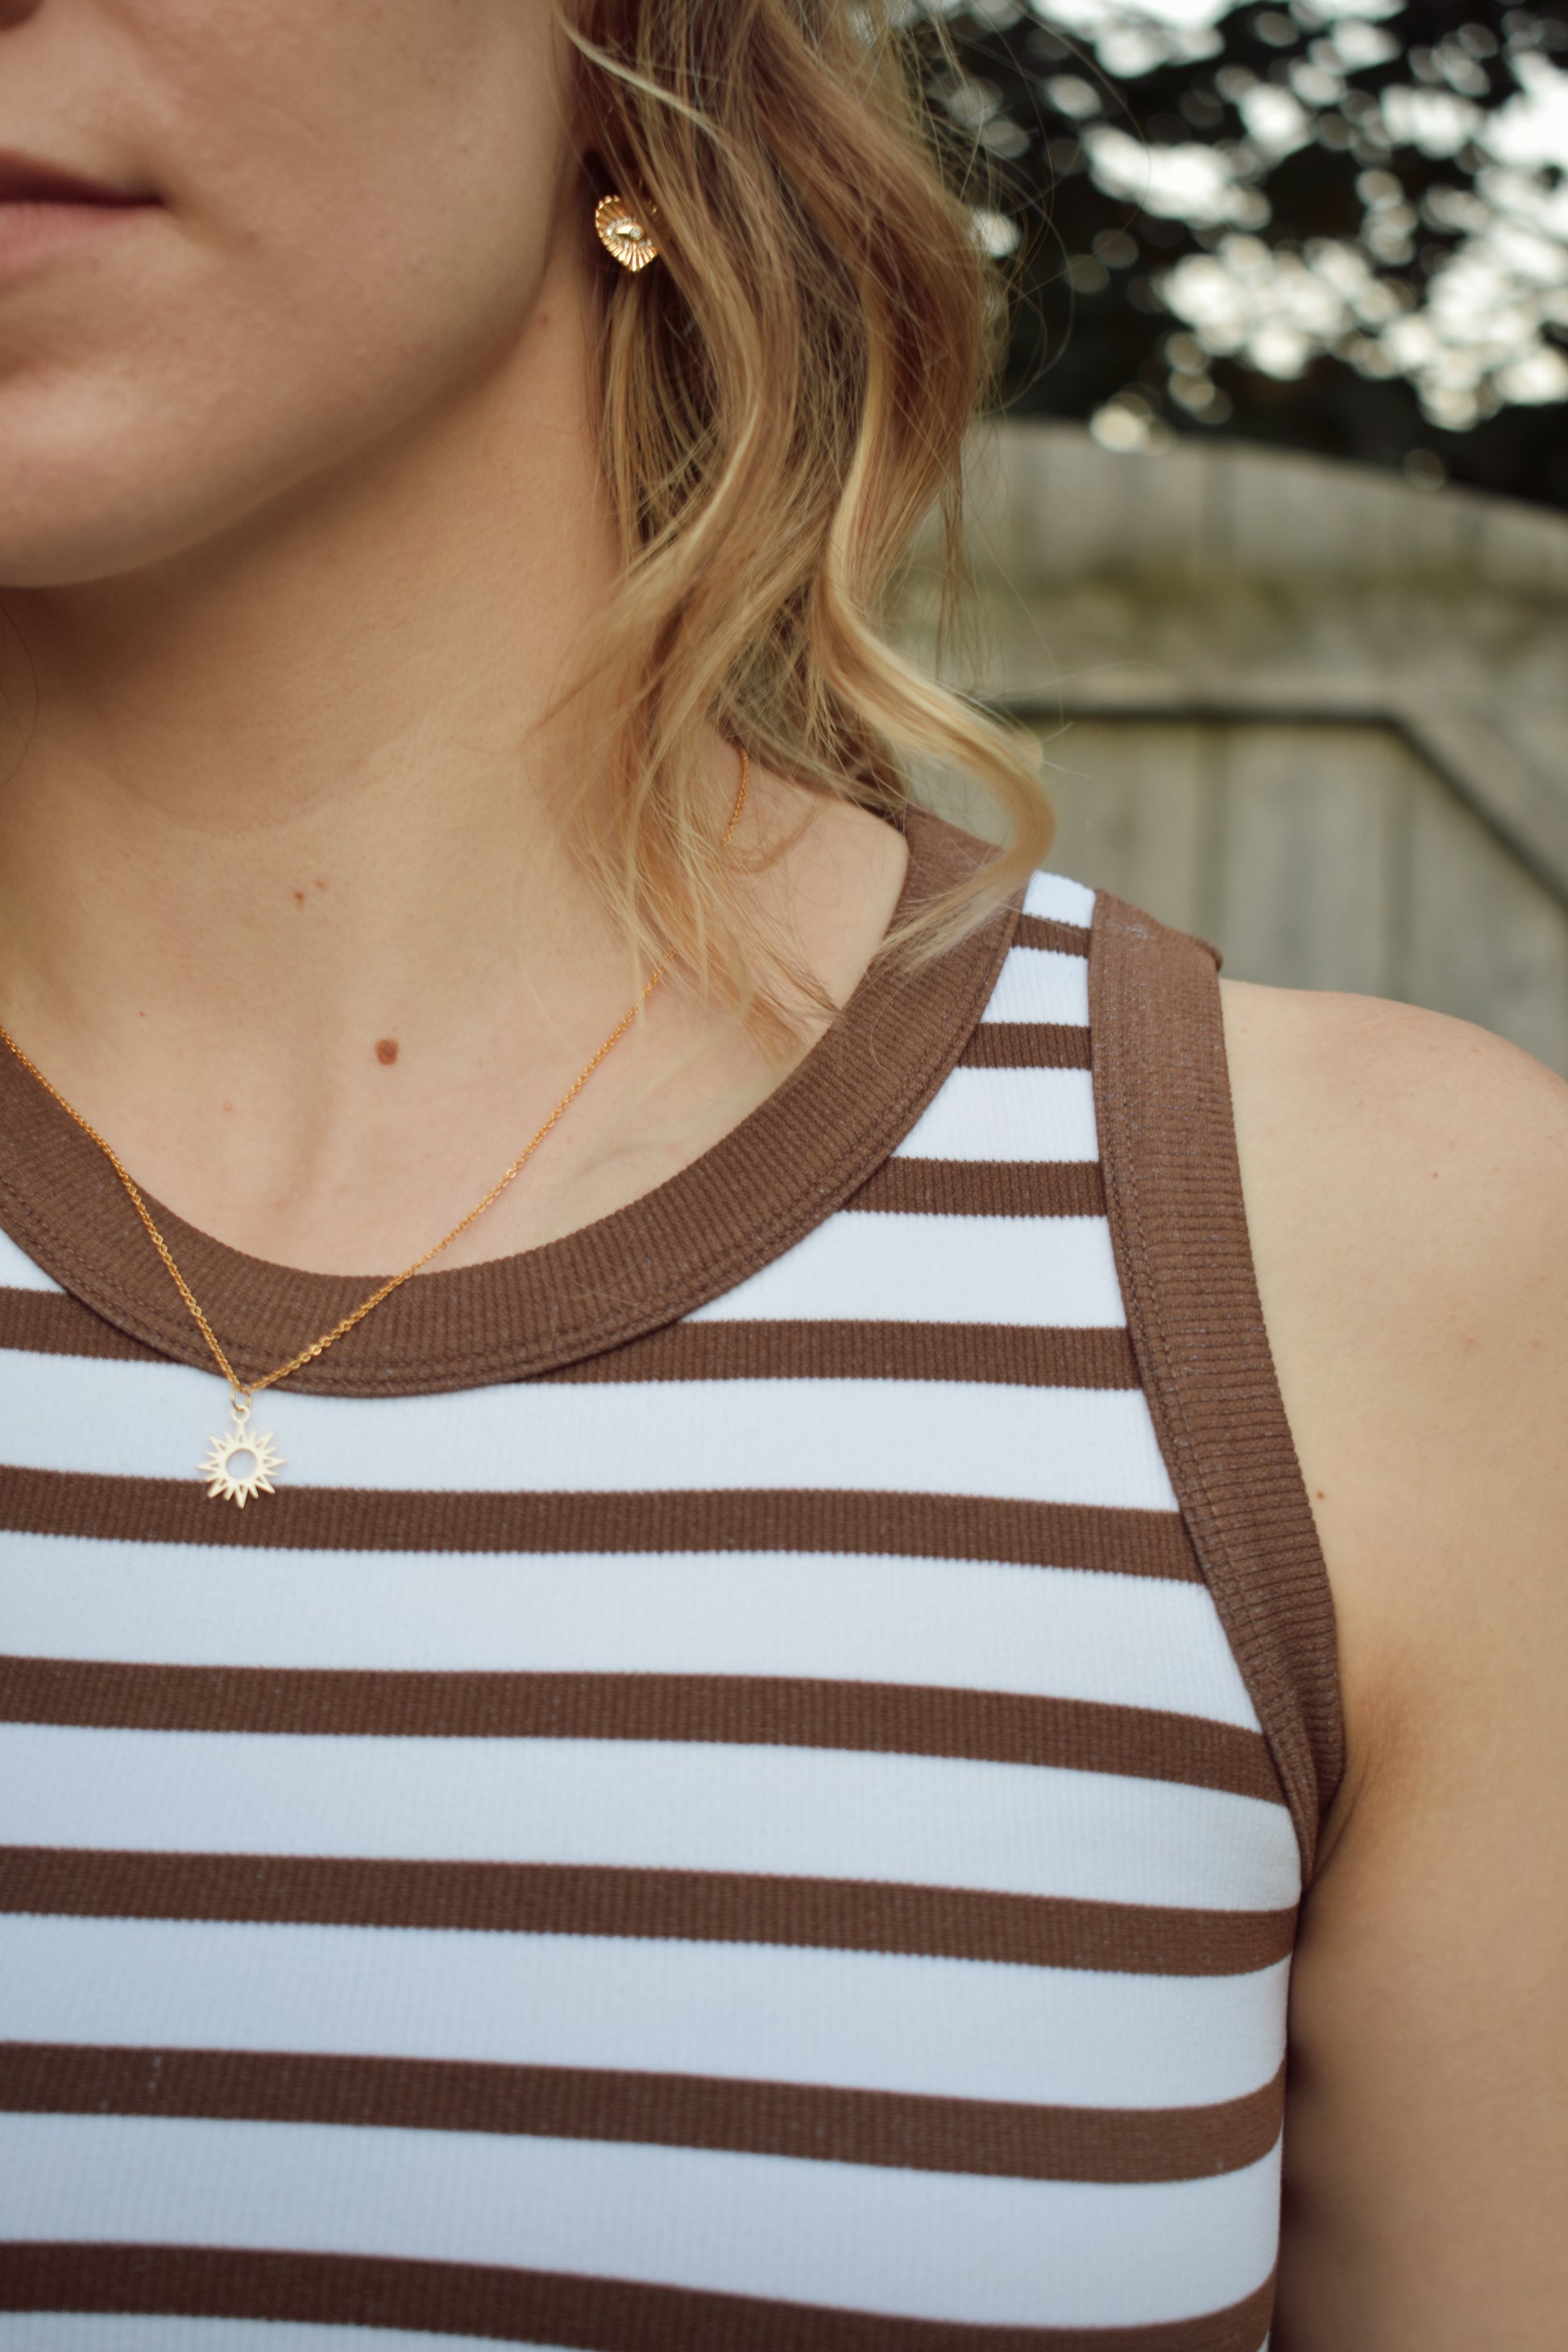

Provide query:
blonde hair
left=563, top=0, right=1052, bottom=1031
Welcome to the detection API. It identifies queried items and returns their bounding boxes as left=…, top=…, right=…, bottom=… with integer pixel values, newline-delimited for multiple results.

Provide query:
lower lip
left=0, top=197, right=159, bottom=280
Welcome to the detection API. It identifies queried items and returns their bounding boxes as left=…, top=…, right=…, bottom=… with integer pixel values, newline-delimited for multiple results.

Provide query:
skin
left=1, top=3, right=1564, bottom=2339
left=0, top=0, right=907, bottom=1276
left=1226, top=985, right=1568, bottom=2346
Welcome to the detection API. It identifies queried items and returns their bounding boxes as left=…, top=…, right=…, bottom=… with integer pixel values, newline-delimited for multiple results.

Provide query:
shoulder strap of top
left=1089, top=890, right=1344, bottom=1880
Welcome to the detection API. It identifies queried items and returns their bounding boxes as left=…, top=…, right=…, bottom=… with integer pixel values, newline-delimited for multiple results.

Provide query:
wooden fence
left=901, top=422, right=1568, bottom=1075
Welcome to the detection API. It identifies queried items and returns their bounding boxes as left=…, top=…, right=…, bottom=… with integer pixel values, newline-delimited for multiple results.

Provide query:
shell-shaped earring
left=594, top=192, right=661, bottom=273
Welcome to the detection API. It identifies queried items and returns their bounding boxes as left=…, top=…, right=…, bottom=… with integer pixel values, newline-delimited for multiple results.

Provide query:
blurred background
left=897, top=0, right=1568, bottom=1072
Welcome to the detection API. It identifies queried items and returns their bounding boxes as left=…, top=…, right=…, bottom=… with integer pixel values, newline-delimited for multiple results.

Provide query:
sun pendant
left=199, top=1403, right=285, bottom=1508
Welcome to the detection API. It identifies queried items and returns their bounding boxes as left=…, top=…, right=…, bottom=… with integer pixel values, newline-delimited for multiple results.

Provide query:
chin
left=0, top=401, right=220, bottom=589
left=0, top=307, right=534, bottom=595
left=0, top=380, right=336, bottom=592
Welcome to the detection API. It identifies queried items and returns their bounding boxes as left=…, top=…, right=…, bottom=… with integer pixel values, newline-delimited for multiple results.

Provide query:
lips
left=0, top=150, right=160, bottom=278
left=0, top=152, right=155, bottom=209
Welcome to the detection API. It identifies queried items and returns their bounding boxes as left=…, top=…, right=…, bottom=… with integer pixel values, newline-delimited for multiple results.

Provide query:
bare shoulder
left=1221, top=980, right=1568, bottom=2346
left=1220, top=975, right=1568, bottom=1275
left=1221, top=978, right=1568, bottom=1645
left=1218, top=972, right=1568, bottom=1736
left=1221, top=980, right=1568, bottom=1506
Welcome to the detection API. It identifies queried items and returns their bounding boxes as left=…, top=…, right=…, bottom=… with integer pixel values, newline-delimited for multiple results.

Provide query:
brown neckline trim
left=1088, top=892, right=1344, bottom=1880
left=0, top=812, right=1018, bottom=1397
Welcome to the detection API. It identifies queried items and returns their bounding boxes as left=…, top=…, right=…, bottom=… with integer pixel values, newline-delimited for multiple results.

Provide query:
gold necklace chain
left=0, top=747, right=749, bottom=1505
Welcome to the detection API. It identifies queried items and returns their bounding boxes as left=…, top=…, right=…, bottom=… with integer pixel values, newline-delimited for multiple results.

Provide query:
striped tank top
left=0, top=815, right=1342, bottom=2351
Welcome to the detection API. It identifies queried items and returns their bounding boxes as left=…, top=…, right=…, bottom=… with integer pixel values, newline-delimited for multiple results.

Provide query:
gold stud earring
left=594, top=192, right=661, bottom=272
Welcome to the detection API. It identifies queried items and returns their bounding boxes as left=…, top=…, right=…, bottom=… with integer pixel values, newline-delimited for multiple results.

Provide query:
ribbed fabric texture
left=1089, top=897, right=1344, bottom=1873
left=0, top=840, right=1338, bottom=2351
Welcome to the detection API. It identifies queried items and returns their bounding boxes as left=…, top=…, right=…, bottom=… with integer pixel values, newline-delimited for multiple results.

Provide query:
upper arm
left=1221, top=981, right=1568, bottom=2350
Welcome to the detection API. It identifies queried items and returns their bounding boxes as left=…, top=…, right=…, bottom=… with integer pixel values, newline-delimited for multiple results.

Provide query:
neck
left=0, top=256, right=907, bottom=1276
left=0, top=248, right=625, bottom=1081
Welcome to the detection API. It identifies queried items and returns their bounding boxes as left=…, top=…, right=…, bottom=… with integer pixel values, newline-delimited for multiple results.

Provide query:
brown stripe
left=0, top=1294, right=1133, bottom=1390
left=0, top=1298, right=1133, bottom=1383
left=0, top=1469, right=1201, bottom=1577
left=0, top=1662, right=1280, bottom=1802
left=0, top=1288, right=161, bottom=1364
left=959, top=1024, right=1092, bottom=1072
left=1015, top=914, right=1090, bottom=957
left=845, top=1160, right=1106, bottom=1219
left=1089, top=894, right=1345, bottom=1879
left=0, top=2246, right=1276, bottom=2350
left=0, top=1849, right=1298, bottom=1975
left=1, top=2043, right=1285, bottom=2185
left=545, top=1319, right=1135, bottom=1388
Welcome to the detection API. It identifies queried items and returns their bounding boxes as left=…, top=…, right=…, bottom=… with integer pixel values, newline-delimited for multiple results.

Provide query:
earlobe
left=593, top=191, right=661, bottom=272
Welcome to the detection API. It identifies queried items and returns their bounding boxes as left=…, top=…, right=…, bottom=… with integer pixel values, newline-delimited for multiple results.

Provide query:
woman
left=0, top=3, right=1562, bottom=2346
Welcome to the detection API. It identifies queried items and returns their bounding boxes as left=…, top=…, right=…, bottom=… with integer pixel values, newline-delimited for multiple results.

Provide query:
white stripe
left=687, top=1210, right=1126, bottom=1327
left=0, top=1537, right=1259, bottom=1727
left=0, top=1915, right=1290, bottom=2109
left=0, top=2113, right=1282, bottom=2329
left=0, top=1727, right=1300, bottom=1909
left=981, top=946, right=1090, bottom=1027
left=0, top=1354, right=1175, bottom=1509
left=893, top=1067, right=1099, bottom=1162
left=0, top=1232, right=60, bottom=1292
left=1026, top=872, right=1097, bottom=929
left=0, top=2327, right=496, bottom=2352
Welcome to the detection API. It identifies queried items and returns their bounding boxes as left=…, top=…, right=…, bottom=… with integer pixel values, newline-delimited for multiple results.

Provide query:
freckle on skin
left=292, top=890, right=305, bottom=906
left=375, top=1038, right=399, bottom=1066
left=314, top=878, right=327, bottom=892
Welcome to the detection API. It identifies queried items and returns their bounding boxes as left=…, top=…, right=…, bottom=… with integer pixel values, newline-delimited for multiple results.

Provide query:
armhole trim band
left=1089, top=891, right=1344, bottom=1880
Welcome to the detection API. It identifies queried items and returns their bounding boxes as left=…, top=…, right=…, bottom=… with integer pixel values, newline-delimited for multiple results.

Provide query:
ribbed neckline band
left=0, top=811, right=1017, bottom=1399
left=1089, top=891, right=1345, bottom=1878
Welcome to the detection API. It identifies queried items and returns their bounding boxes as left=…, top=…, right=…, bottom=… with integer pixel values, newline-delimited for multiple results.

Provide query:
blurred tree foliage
left=917, top=1, right=1568, bottom=505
